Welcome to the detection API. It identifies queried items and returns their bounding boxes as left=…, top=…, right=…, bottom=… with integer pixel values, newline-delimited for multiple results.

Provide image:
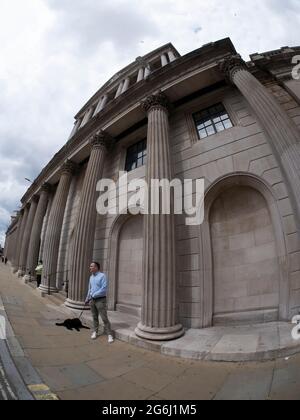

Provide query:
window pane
left=125, top=139, right=147, bottom=172
left=215, top=122, right=225, bottom=132
left=199, top=129, right=207, bottom=139
left=206, top=125, right=216, bottom=136
left=223, top=119, right=233, bottom=129
left=194, top=103, right=233, bottom=141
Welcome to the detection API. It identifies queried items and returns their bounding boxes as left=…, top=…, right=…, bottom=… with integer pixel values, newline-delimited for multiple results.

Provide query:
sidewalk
left=0, top=263, right=300, bottom=400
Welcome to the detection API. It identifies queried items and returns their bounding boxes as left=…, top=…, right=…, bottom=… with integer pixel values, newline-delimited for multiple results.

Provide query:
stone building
left=4, top=38, right=300, bottom=341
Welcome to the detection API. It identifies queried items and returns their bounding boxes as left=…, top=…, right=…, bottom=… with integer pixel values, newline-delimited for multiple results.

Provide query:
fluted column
left=14, top=208, right=28, bottom=273
left=161, top=54, right=168, bottom=67
left=168, top=51, right=176, bottom=62
left=69, top=119, right=81, bottom=139
left=144, top=65, right=151, bottom=79
left=40, top=161, right=76, bottom=294
left=94, top=94, right=108, bottom=116
left=66, top=131, right=111, bottom=309
left=135, top=92, right=184, bottom=341
left=137, top=68, right=144, bottom=82
left=122, top=77, right=130, bottom=93
left=24, top=184, right=51, bottom=283
left=115, top=81, right=124, bottom=98
left=220, top=55, right=300, bottom=227
left=18, top=197, right=38, bottom=277
left=11, top=212, right=21, bottom=270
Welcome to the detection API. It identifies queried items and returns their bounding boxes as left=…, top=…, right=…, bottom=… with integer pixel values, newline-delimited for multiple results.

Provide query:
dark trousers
left=90, top=298, right=112, bottom=336
left=36, top=275, right=41, bottom=288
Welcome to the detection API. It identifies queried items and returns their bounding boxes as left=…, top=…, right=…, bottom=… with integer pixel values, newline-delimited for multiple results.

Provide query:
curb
left=0, top=294, right=59, bottom=400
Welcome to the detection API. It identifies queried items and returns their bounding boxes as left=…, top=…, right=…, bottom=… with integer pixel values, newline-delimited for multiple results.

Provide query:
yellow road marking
left=28, top=384, right=59, bottom=400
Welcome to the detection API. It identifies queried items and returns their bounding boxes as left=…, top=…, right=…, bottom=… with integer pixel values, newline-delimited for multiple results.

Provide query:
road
left=0, top=359, right=17, bottom=400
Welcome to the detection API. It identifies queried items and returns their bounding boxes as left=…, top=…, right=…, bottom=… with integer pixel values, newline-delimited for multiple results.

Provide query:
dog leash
left=78, top=302, right=87, bottom=320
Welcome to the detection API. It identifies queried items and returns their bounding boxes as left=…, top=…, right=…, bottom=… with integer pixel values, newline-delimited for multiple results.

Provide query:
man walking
left=85, top=262, right=114, bottom=343
left=35, top=260, right=43, bottom=288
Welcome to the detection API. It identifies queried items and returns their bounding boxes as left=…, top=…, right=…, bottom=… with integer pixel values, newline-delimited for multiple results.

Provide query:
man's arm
left=85, top=278, right=92, bottom=303
left=91, top=273, right=107, bottom=299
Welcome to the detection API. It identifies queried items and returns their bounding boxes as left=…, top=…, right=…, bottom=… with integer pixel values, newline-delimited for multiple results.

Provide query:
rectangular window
left=193, top=103, right=233, bottom=140
left=125, top=139, right=147, bottom=172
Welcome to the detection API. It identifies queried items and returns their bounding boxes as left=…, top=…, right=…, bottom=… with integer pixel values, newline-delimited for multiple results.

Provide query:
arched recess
left=107, top=212, right=144, bottom=318
left=201, top=173, right=289, bottom=327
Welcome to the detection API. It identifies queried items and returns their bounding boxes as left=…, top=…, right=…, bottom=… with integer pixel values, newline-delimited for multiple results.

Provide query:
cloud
left=0, top=0, right=299, bottom=245
left=45, top=0, right=159, bottom=55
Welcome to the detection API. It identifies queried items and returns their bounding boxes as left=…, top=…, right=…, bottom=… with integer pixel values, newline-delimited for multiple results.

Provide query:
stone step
left=116, top=304, right=141, bottom=318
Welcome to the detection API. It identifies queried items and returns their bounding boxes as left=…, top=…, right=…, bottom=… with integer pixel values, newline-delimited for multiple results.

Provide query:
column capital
left=89, top=130, right=113, bottom=150
left=60, top=160, right=78, bottom=176
left=40, top=182, right=52, bottom=194
left=141, top=91, right=171, bottom=114
left=30, top=194, right=39, bottom=204
left=219, top=54, right=248, bottom=82
left=89, top=130, right=113, bottom=149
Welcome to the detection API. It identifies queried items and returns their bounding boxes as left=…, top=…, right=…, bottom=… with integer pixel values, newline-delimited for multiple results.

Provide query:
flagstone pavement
left=0, top=263, right=300, bottom=400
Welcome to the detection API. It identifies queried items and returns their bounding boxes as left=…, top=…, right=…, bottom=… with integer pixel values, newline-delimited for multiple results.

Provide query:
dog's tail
left=55, top=322, right=64, bottom=327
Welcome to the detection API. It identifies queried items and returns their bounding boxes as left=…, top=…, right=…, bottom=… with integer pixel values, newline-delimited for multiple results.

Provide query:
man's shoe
left=91, top=332, right=97, bottom=340
left=108, top=335, right=114, bottom=344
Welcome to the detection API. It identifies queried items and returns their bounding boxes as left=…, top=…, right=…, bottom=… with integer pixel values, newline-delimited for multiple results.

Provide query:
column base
left=135, top=322, right=185, bottom=341
left=12, top=267, right=18, bottom=274
left=39, top=284, right=58, bottom=295
left=23, top=275, right=31, bottom=284
left=17, top=269, right=25, bottom=278
left=65, top=298, right=89, bottom=311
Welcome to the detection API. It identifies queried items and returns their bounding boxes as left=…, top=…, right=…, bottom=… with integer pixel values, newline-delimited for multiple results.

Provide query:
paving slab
left=1, top=263, right=300, bottom=400
left=214, top=367, right=274, bottom=400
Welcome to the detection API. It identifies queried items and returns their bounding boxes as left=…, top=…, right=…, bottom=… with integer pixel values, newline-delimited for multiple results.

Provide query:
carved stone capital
left=141, top=91, right=170, bottom=114
left=60, top=160, right=78, bottom=176
left=89, top=130, right=112, bottom=150
left=40, top=182, right=52, bottom=194
left=219, top=54, right=248, bottom=82
left=31, top=194, right=39, bottom=203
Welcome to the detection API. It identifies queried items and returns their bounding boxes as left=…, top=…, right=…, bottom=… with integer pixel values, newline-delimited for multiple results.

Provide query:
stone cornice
left=75, top=43, right=181, bottom=119
left=249, top=46, right=300, bottom=82
left=21, top=38, right=237, bottom=205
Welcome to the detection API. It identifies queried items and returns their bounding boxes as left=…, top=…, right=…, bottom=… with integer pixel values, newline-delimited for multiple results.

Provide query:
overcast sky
left=0, top=0, right=299, bottom=246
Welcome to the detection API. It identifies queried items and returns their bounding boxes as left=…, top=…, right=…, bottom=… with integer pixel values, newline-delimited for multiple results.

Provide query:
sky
left=0, top=0, right=300, bottom=247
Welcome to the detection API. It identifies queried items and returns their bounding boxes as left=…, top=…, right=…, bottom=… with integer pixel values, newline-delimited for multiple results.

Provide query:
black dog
left=56, top=318, right=90, bottom=332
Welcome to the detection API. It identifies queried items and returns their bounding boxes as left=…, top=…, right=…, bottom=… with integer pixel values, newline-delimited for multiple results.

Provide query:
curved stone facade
left=5, top=39, right=300, bottom=338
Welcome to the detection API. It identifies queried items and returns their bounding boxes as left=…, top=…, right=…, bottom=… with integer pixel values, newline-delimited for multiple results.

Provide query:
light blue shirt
left=86, top=271, right=108, bottom=301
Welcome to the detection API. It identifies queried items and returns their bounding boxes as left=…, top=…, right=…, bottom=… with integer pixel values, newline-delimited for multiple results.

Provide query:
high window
left=125, top=139, right=147, bottom=172
left=193, top=103, right=233, bottom=139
